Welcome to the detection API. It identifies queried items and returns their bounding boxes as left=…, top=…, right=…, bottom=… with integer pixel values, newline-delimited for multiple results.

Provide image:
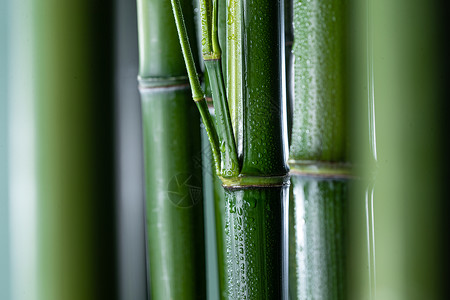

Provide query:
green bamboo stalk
left=285, top=0, right=293, bottom=145
left=201, top=2, right=228, bottom=298
left=171, top=0, right=289, bottom=298
left=222, top=0, right=289, bottom=298
left=8, top=1, right=117, bottom=299
left=223, top=186, right=288, bottom=299
left=35, top=2, right=117, bottom=298
left=287, top=1, right=349, bottom=299
left=288, top=176, right=347, bottom=299
left=348, top=0, right=445, bottom=299
left=136, top=0, right=207, bottom=299
left=226, top=0, right=243, bottom=159
left=346, top=0, right=376, bottom=298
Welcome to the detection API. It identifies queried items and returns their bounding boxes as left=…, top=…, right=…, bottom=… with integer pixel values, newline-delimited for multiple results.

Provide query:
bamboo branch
left=171, top=0, right=221, bottom=173
left=171, top=0, right=238, bottom=179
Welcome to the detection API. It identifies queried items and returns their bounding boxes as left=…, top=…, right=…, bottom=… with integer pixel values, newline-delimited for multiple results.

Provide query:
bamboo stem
left=240, top=0, right=289, bottom=177
left=204, top=59, right=239, bottom=178
left=137, top=1, right=206, bottom=298
left=172, top=0, right=239, bottom=178
left=287, top=1, right=349, bottom=299
left=221, top=0, right=289, bottom=298
left=172, top=0, right=289, bottom=298
left=288, top=176, right=347, bottom=299
left=223, top=186, right=288, bottom=299
left=226, top=0, right=243, bottom=158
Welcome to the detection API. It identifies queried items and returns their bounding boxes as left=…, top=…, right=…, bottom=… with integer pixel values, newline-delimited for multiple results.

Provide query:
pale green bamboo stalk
left=9, top=1, right=118, bottom=300
left=349, top=0, right=445, bottom=299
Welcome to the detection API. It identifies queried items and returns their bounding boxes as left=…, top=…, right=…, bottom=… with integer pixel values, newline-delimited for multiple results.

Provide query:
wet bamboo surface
left=287, top=1, right=349, bottom=299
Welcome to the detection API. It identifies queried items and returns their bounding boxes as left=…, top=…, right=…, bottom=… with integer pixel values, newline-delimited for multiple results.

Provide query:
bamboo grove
left=136, top=0, right=447, bottom=300
left=137, top=0, right=348, bottom=298
left=1, top=0, right=446, bottom=299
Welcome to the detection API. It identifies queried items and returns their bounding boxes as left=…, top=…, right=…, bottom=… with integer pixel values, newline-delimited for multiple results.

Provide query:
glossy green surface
left=285, top=0, right=294, bottom=145
left=348, top=0, right=446, bottom=299
left=220, top=186, right=288, bottom=299
left=218, top=0, right=227, bottom=77
left=140, top=86, right=206, bottom=300
left=226, top=0, right=243, bottom=158
left=197, top=99, right=221, bottom=172
left=199, top=0, right=213, bottom=56
left=287, top=1, right=349, bottom=299
left=171, top=0, right=204, bottom=99
left=137, top=0, right=198, bottom=78
left=241, top=0, right=288, bottom=176
left=289, top=0, right=347, bottom=162
left=200, top=106, right=228, bottom=300
left=213, top=175, right=227, bottom=299
left=205, top=60, right=239, bottom=178
left=201, top=119, right=223, bottom=300
left=289, top=175, right=347, bottom=300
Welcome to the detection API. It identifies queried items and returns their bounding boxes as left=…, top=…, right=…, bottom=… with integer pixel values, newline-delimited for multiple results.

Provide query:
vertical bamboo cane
left=348, top=0, right=446, bottom=299
left=288, top=0, right=349, bottom=299
left=171, top=0, right=289, bottom=297
left=222, top=0, right=290, bottom=298
left=136, top=0, right=206, bottom=299
left=8, top=1, right=117, bottom=299
left=35, top=2, right=117, bottom=299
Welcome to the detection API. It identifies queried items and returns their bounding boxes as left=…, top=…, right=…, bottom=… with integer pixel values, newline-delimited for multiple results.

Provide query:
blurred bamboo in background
left=0, top=0, right=10, bottom=298
left=1, top=0, right=449, bottom=300
left=114, top=0, right=147, bottom=299
left=8, top=1, right=117, bottom=300
left=348, top=0, right=448, bottom=299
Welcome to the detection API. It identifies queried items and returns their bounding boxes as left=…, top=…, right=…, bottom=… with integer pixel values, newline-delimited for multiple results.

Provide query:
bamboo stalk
left=8, top=1, right=117, bottom=299
left=348, top=0, right=446, bottom=299
left=222, top=0, right=289, bottom=298
left=171, top=0, right=289, bottom=298
left=136, top=1, right=206, bottom=299
left=287, top=0, right=349, bottom=299
left=201, top=119, right=223, bottom=300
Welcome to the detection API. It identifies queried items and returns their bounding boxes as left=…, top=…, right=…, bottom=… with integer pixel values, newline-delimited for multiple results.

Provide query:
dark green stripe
left=241, top=0, right=288, bottom=177
left=222, top=186, right=287, bottom=300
